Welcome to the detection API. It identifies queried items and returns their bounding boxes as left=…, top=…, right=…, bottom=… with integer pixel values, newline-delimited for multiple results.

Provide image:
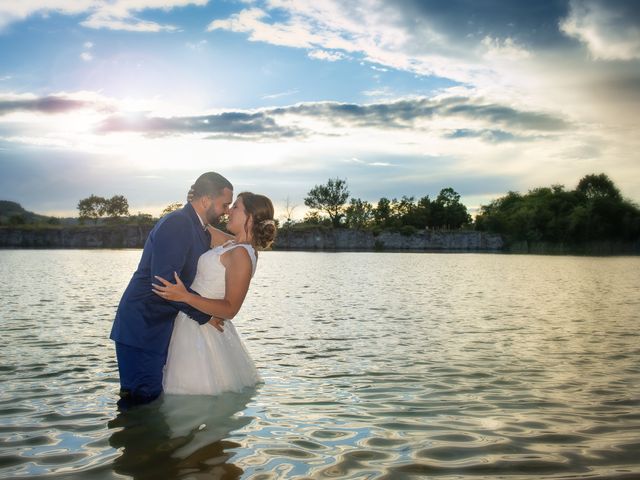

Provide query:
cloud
left=560, top=0, right=640, bottom=61
left=0, top=94, right=91, bottom=115
left=186, top=39, right=207, bottom=50
left=0, top=91, right=567, bottom=148
left=445, top=129, right=524, bottom=144
left=80, top=41, right=94, bottom=61
left=205, top=1, right=498, bottom=87
left=208, top=7, right=315, bottom=49
left=88, top=94, right=568, bottom=140
left=273, top=96, right=568, bottom=133
left=345, top=157, right=392, bottom=167
left=0, top=0, right=208, bottom=32
left=481, top=36, right=531, bottom=61
left=0, top=0, right=95, bottom=30
left=80, top=13, right=179, bottom=33
left=308, top=49, right=345, bottom=62
left=262, top=89, right=299, bottom=100
left=96, top=110, right=306, bottom=140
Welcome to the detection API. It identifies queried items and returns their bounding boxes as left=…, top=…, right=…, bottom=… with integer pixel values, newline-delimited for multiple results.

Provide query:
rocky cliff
left=274, top=228, right=504, bottom=251
left=0, top=226, right=504, bottom=251
left=0, top=225, right=153, bottom=248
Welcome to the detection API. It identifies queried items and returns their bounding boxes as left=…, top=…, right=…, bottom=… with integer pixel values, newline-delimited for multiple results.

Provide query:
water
left=1, top=250, right=639, bottom=479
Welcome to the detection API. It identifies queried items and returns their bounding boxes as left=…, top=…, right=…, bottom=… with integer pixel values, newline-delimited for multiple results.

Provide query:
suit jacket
left=110, top=203, right=212, bottom=354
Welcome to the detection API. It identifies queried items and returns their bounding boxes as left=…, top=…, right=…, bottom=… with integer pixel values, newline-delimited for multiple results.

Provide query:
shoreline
left=0, top=224, right=503, bottom=251
left=1, top=225, right=638, bottom=255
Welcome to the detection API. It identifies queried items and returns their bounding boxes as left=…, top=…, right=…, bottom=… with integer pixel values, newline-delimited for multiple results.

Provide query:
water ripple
left=0, top=251, right=639, bottom=478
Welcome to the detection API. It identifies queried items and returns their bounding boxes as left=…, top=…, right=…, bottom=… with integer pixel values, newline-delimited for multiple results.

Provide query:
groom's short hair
left=190, top=172, right=233, bottom=200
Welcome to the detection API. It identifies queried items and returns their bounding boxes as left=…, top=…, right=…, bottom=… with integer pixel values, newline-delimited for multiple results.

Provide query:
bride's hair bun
left=254, top=219, right=277, bottom=249
left=237, top=192, right=277, bottom=249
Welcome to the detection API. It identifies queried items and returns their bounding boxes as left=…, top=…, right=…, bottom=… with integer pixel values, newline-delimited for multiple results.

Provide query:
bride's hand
left=209, top=317, right=225, bottom=332
left=152, top=272, right=189, bottom=302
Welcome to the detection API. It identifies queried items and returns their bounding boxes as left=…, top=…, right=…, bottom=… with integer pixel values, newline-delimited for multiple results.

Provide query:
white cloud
left=83, top=41, right=94, bottom=49
left=560, top=0, right=640, bottom=61
left=0, top=0, right=208, bottom=31
left=186, top=39, right=207, bottom=50
left=308, top=49, right=345, bottom=62
left=481, top=36, right=531, bottom=61
left=345, top=157, right=392, bottom=168
left=80, top=51, right=93, bottom=62
left=362, top=87, right=393, bottom=98
left=81, top=13, right=178, bottom=32
left=262, top=89, right=298, bottom=100
left=206, top=1, right=498, bottom=91
left=208, top=7, right=315, bottom=49
left=0, top=0, right=95, bottom=30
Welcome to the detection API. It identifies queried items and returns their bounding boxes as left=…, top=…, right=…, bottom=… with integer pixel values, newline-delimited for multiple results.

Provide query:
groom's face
left=205, top=187, right=233, bottom=224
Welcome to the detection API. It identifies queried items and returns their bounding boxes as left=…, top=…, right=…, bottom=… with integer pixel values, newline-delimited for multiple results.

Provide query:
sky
left=0, top=0, right=639, bottom=219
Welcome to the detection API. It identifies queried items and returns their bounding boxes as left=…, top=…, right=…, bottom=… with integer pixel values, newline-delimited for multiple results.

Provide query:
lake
left=1, top=250, right=639, bottom=479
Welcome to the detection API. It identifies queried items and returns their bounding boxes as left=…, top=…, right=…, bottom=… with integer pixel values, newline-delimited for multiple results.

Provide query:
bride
left=152, top=192, right=276, bottom=395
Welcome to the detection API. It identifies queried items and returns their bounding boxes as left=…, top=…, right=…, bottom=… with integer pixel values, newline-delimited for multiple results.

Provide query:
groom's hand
left=209, top=317, right=225, bottom=332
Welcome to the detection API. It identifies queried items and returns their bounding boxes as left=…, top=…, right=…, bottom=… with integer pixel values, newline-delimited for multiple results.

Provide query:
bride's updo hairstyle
left=238, top=192, right=277, bottom=249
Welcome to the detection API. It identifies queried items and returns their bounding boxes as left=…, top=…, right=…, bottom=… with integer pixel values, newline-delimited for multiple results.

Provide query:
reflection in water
left=108, top=390, right=256, bottom=479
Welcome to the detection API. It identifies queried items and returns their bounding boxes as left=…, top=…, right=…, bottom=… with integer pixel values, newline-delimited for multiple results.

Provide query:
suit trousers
left=115, top=342, right=167, bottom=408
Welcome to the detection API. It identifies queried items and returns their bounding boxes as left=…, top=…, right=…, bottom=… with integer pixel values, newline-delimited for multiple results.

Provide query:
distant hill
left=0, top=200, right=77, bottom=225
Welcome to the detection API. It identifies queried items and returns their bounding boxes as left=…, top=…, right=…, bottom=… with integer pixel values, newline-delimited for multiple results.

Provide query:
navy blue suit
left=111, top=203, right=212, bottom=405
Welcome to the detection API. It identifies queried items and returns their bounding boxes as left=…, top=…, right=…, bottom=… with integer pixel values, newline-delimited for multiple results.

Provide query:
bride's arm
left=207, top=225, right=234, bottom=248
left=152, top=247, right=252, bottom=320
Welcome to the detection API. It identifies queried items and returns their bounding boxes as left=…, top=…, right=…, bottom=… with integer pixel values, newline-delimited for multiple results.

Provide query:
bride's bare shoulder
left=206, top=226, right=235, bottom=248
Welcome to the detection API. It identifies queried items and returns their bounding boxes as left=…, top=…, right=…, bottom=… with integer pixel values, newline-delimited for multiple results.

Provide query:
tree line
left=75, top=196, right=184, bottom=225
left=299, top=178, right=471, bottom=232
left=77, top=195, right=131, bottom=224
left=7, top=172, right=638, bottom=245
left=475, top=173, right=640, bottom=243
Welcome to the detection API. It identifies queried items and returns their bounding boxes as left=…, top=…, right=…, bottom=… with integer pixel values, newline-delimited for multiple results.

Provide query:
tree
left=414, top=195, right=432, bottom=229
left=576, top=173, right=621, bottom=201
left=8, top=214, right=26, bottom=225
left=345, top=198, right=374, bottom=229
left=474, top=173, right=640, bottom=243
left=392, top=196, right=417, bottom=228
left=373, top=197, right=392, bottom=228
left=78, top=194, right=129, bottom=223
left=78, top=195, right=107, bottom=224
left=105, top=195, right=129, bottom=219
left=129, top=212, right=155, bottom=225
left=161, top=202, right=183, bottom=217
left=304, top=178, right=350, bottom=228
left=302, top=210, right=329, bottom=226
left=433, top=187, right=471, bottom=229
left=282, top=196, right=298, bottom=226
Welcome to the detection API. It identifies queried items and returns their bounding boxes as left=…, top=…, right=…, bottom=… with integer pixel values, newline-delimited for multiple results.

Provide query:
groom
left=111, top=171, right=233, bottom=408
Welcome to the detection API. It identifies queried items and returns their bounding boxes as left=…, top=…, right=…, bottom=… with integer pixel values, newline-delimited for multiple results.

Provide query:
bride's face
left=227, top=196, right=251, bottom=238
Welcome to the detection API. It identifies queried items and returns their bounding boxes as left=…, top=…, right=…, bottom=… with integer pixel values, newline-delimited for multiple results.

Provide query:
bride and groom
left=110, top=172, right=276, bottom=408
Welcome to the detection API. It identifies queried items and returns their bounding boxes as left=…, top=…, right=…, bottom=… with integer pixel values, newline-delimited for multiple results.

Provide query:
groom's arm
left=150, top=214, right=212, bottom=325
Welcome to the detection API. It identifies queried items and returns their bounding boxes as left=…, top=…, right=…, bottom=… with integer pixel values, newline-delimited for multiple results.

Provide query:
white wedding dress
left=163, top=241, right=261, bottom=395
